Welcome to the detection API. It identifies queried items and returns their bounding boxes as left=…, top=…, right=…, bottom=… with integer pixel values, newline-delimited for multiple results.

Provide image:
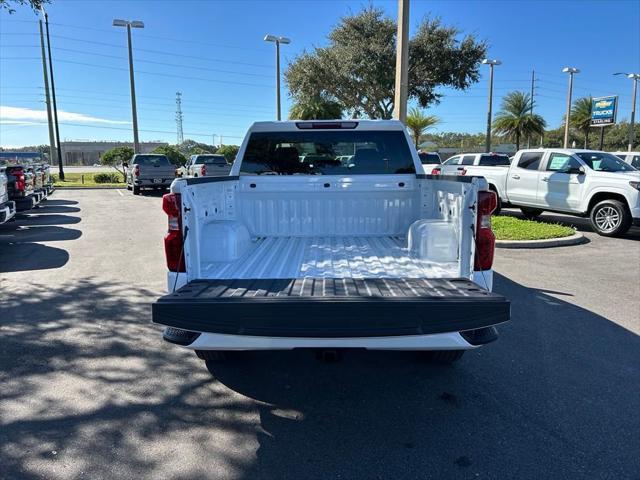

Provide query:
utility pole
left=43, top=11, right=64, bottom=179
left=393, top=0, right=410, bottom=123
left=113, top=19, right=144, bottom=153
left=175, top=92, right=184, bottom=144
left=38, top=18, right=55, bottom=166
left=482, top=59, right=501, bottom=152
left=528, top=69, right=535, bottom=148
left=264, top=35, right=291, bottom=121
left=562, top=67, right=580, bottom=148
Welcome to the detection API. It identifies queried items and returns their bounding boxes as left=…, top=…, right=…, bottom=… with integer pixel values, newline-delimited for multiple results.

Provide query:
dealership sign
left=590, top=96, right=618, bottom=126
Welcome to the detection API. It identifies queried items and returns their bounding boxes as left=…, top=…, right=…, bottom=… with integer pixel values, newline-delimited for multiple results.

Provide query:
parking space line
left=116, top=189, right=123, bottom=197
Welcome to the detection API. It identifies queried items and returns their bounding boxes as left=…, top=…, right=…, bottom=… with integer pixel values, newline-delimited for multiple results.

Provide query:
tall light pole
left=113, top=19, right=144, bottom=153
left=482, top=59, right=501, bottom=152
left=562, top=67, right=580, bottom=148
left=614, top=72, right=639, bottom=151
left=393, top=0, right=410, bottom=123
left=264, top=34, right=290, bottom=121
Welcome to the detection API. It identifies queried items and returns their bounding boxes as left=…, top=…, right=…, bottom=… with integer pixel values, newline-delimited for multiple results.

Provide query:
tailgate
left=152, top=278, right=510, bottom=338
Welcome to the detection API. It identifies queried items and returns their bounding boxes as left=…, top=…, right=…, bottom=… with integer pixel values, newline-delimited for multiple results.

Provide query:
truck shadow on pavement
left=0, top=275, right=638, bottom=479
left=0, top=202, right=82, bottom=272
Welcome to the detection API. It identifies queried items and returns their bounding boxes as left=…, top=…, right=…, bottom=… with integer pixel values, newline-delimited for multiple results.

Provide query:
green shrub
left=93, top=172, right=122, bottom=184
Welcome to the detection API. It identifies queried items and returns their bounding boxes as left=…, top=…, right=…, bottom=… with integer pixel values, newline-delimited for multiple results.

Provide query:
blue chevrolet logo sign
left=591, top=96, right=618, bottom=126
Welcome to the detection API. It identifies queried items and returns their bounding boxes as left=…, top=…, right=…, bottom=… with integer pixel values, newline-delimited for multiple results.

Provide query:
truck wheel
left=491, top=190, right=502, bottom=215
left=132, top=185, right=140, bottom=195
left=196, top=350, right=233, bottom=363
left=126, top=183, right=131, bottom=190
left=589, top=199, right=631, bottom=237
left=420, top=350, right=465, bottom=364
left=520, top=207, right=543, bottom=220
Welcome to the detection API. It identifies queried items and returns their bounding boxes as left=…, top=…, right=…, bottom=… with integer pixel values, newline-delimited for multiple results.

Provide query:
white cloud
left=0, top=105, right=130, bottom=125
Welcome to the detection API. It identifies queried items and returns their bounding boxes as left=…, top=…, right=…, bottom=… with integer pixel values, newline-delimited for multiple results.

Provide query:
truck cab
left=152, top=120, right=510, bottom=370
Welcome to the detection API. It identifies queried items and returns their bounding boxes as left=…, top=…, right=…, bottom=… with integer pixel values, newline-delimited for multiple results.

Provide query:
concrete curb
left=54, top=186, right=125, bottom=190
left=496, top=231, right=586, bottom=249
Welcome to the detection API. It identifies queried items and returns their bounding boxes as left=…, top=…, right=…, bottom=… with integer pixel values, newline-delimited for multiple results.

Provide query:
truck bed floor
left=201, top=236, right=459, bottom=279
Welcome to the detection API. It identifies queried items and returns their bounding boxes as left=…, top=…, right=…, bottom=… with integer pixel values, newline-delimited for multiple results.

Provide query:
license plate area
left=152, top=179, right=163, bottom=184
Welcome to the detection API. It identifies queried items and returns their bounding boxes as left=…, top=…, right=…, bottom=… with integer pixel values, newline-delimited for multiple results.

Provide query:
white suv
left=610, top=151, right=640, bottom=169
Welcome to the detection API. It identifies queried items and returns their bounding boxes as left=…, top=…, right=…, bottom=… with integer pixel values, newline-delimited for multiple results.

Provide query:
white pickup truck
left=431, top=153, right=511, bottom=213
left=484, top=149, right=640, bottom=236
left=152, top=120, right=510, bottom=370
left=0, top=167, right=17, bottom=224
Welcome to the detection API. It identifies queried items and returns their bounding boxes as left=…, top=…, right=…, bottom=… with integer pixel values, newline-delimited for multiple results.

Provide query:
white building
left=60, top=141, right=168, bottom=166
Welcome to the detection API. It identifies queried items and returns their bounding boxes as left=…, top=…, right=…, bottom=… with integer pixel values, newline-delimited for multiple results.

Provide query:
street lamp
left=264, top=34, right=290, bottom=121
left=113, top=19, right=144, bottom=153
left=482, top=58, right=501, bottom=152
left=614, top=72, right=640, bottom=151
left=562, top=67, right=580, bottom=148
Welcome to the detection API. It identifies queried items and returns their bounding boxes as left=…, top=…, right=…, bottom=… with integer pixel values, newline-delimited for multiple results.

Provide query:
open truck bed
left=153, top=277, right=509, bottom=338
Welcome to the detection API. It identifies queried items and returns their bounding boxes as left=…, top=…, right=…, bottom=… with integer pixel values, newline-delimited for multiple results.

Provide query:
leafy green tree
left=406, top=108, right=440, bottom=148
left=217, top=145, right=239, bottom=163
left=569, top=97, right=594, bottom=148
left=492, top=91, right=546, bottom=150
left=177, top=139, right=217, bottom=156
left=289, top=95, right=343, bottom=120
left=0, top=0, right=49, bottom=13
left=285, top=7, right=486, bottom=119
left=153, top=145, right=187, bottom=166
left=100, top=146, right=133, bottom=181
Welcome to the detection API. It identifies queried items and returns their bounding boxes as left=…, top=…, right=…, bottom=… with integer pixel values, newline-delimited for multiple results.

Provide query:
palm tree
left=492, top=91, right=546, bottom=150
left=289, top=96, right=343, bottom=120
left=406, top=108, right=440, bottom=148
left=569, top=97, right=593, bottom=148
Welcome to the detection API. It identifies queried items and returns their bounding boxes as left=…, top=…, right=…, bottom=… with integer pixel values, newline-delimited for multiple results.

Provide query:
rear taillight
left=201, top=165, right=206, bottom=176
left=458, top=168, right=467, bottom=176
left=12, top=169, right=26, bottom=192
left=134, top=165, right=140, bottom=177
left=474, top=191, right=497, bottom=271
left=162, top=193, right=185, bottom=272
left=431, top=167, right=441, bottom=175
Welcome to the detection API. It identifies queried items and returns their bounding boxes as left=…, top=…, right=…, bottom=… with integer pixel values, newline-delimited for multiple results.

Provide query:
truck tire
left=520, top=207, right=543, bottom=220
left=196, top=350, right=232, bottom=363
left=420, top=350, right=465, bottom=364
left=126, top=183, right=131, bottom=191
left=490, top=188, right=502, bottom=215
left=132, top=185, right=140, bottom=195
left=589, top=199, right=631, bottom=237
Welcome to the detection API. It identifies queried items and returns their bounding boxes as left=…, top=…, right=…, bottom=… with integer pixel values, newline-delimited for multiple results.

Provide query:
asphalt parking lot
left=1, top=189, right=639, bottom=480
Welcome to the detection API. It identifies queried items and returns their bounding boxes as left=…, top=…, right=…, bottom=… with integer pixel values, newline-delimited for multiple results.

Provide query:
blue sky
left=1, top=0, right=639, bottom=147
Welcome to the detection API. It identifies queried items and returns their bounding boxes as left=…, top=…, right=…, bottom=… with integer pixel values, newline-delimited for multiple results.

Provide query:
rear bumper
left=14, top=194, right=37, bottom=211
left=153, top=277, right=510, bottom=341
left=134, top=178, right=173, bottom=187
left=0, top=200, right=16, bottom=224
left=167, top=329, right=482, bottom=351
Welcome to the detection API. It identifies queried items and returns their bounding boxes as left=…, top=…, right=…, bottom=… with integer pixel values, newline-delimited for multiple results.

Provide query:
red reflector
left=201, top=164, right=206, bottom=176
left=431, top=167, right=441, bottom=175
left=474, top=191, right=497, bottom=271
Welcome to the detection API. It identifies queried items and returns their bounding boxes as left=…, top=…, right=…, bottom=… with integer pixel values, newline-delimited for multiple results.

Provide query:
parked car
left=418, top=151, right=442, bottom=166
left=493, top=149, right=640, bottom=236
left=0, top=167, right=17, bottom=224
left=185, top=154, right=232, bottom=178
left=610, top=151, right=640, bottom=169
left=3, top=164, right=39, bottom=211
left=431, top=153, right=512, bottom=213
left=151, top=120, right=510, bottom=371
left=125, top=154, right=177, bottom=195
